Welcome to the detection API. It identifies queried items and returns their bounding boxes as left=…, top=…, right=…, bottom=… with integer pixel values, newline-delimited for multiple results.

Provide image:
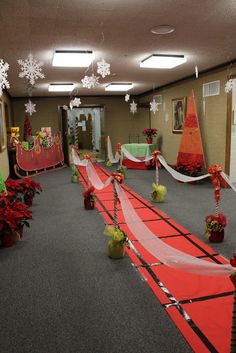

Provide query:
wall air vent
left=203, top=80, right=220, bottom=97
left=153, top=95, right=162, bottom=104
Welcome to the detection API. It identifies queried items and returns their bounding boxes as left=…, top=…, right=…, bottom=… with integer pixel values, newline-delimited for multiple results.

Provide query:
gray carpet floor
left=1, top=164, right=236, bottom=353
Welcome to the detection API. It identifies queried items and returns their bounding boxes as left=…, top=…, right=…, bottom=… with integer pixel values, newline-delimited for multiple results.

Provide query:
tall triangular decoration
left=176, top=91, right=205, bottom=175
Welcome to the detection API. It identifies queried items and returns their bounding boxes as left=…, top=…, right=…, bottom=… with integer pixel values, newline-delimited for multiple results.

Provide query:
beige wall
left=11, top=66, right=236, bottom=171
left=12, top=96, right=150, bottom=150
left=0, top=92, right=12, bottom=180
left=139, top=69, right=229, bottom=168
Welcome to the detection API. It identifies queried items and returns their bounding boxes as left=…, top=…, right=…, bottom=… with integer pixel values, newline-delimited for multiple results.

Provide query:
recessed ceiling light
left=150, top=25, right=175, bottom=35
left=105, top=83, right=133, bottom=91
left=140, top=54, right=187, bottom=69
left=52, top=50, right=94, bottom=67
left=48, top=83, right=75, bottom=92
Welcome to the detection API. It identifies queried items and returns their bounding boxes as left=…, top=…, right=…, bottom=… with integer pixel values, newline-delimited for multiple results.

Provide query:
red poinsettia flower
left=143, top=128, right=158, bottom=137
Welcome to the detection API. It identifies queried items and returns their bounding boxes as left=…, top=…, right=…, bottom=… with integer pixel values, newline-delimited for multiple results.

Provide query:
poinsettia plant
left=5, top=179, right=24, bottom=201
left=175, top=162, right=203, bottom=177
left=19, top=177, right=42, bottom=205
left=0, top=196, right=32, bottom=236
left=143, top=128, right=158, bottom=138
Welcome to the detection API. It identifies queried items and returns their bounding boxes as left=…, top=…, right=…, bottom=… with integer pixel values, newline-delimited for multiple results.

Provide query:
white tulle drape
left=121, top=145, right=153, bottom=163
left=86, top=161, right=112, bottom=189
left=71, top=147, right=88, bottom=167
left=107, top=136, right=120, bottom=164
left=115, top=182, right=234, bottom=277
left=158, top=155, right=210, bottom=183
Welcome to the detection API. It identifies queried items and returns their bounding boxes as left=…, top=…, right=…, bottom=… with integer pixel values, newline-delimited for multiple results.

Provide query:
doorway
left=62, top=106, right=104, bottom=164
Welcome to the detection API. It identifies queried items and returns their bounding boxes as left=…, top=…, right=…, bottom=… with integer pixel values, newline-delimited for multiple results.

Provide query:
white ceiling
left=1, top=0, right=236, bottom=98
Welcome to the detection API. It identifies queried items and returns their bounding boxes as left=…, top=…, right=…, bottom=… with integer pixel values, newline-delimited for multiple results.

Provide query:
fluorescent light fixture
left=105, top=83, right=133, bottom=91
left=52, top=50, right=94, bottom=67
left=140, top=54, right=187, bottom=69
left=48, top=83, right=75, bottom=92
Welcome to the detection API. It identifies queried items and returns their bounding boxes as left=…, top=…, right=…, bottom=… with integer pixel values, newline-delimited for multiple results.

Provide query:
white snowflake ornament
left=72, top=97, right=81, bottom=107
left=97, top=59, right=111, bottom=78
left=18, top=54, right=45, bottom=85
left=225, top=79, right=234, bottom=93
left=62, top=105, right=68, bottom=110
left=125, top=94, right=130, bottom=102
left=69, top=97, right=81, bottom=109
left=0, top=59, right=10, bottom=96
left=150, top=99, right=159, bottom=114
left=81, top=74, right=99, bottom=89
left=25, top=99, right=36, bottom=116
left=130, top=100, right=137, bottom=114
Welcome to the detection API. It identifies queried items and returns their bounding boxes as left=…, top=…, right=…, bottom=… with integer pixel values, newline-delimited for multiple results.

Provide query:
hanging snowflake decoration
left=150, top=99, right=159, bottom=114
left=125, top=94, right=130, bottom=102
left=130, top=100, right=137, bottom=114
left=225, top=79, right=234, bottom=93
left=72, top=97, right=81, bottom=107
left=97, top=59, right=111, bottom=78
left=69, top=97, right=81, bottom=110
left=0, top=59, right=10, bottom=96
left=25, top=99, right=36, bottom=116
left=62, top=105, right=68, bottom=110
left=81, top=74, right=100, bottom=89
left=18, top=54, right=45, bottom=85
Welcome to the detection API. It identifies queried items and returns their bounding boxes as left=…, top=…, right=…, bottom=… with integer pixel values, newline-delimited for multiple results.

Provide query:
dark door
left=60, top=107, right=70, bottom=165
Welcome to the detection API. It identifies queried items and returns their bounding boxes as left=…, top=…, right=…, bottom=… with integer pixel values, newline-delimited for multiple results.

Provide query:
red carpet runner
left=77, top=163, right=234, bottom=353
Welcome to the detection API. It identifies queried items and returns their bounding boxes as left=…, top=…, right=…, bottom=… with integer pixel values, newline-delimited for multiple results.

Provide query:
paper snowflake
left=130, top=100, right=137, bottom=114
left=125, top=94, right=130, bottom=102
left=0, top=59, right=10, bottom=96
left=97, top=59, right=111, bottom=78
left=225, top=79, right=234, bottom=93
left=69, top=97, right=81, bottom=110
left=81, top=74, right=100, bottom=89
left=18, top=54, right=45, bottom=85
left=25, top=99, right=36, bottom=116
left=150, top=99, right=159, bottom=114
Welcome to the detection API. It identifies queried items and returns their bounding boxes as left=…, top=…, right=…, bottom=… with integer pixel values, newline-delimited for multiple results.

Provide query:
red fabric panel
left=122, top=158, right=148, bottom=169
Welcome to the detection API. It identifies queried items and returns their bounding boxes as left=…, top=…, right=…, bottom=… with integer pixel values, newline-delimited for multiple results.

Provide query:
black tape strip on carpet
left=77, top=166, right=224, bottom=353
left=95, top=163, right=223, bottom=265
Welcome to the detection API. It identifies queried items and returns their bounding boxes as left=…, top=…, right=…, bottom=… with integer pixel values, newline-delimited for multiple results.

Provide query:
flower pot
left=71, top=175, right=78, bottom=183
left=24, top=195, right=33, bottom=206
left=1, top=232, right=16, bottom=247
left=84, top=197, right=94, bottom=210
left=146, top=137, right=153, bottom=144
left=209, top=230, right=224, bottom=243
left=108, top=239, right=125, bottom=259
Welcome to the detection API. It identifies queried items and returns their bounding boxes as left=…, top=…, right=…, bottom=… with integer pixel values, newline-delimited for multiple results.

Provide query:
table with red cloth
left=121, top=143, right=157, bottom=169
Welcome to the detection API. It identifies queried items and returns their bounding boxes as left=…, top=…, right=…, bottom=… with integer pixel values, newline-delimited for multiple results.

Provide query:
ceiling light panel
left=140, top=54, right=187, bottom=69
left=48, top=83, right=75, bottom=92
left=105, top=83, right=133, bottom=91
left=52, top=50, right=95, bottom=67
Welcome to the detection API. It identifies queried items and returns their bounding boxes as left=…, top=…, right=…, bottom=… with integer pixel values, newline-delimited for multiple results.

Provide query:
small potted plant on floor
left=83, top=186, right=95, bottom=209
left=19, top=177, right=42, bottom=206
left=204, top=213, right=227, bottom=243
left=0, top=196, right=32, bottom=247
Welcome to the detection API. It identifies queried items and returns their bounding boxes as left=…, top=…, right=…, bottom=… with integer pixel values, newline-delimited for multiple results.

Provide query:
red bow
left=152, top=150, right=161, bottom=168
left=111, top=172, right=124, bottom=184
left=84, top=154, right=91, bottom=160
left=83, top=186, right=95, bottom=198
left=208, top=165, right=227, bottom=203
